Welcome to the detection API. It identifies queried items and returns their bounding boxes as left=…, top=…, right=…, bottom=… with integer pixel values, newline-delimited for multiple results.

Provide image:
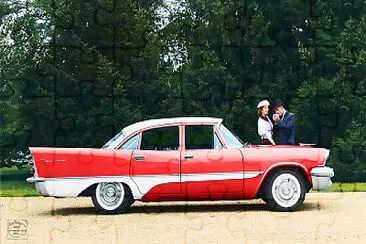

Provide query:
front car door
left=181, top=124, right=244, bottom=200
left=129, top=126, right=181, bottom=196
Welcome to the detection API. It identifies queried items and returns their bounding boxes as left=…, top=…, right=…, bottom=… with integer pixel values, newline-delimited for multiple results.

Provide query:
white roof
left=122, top=117, right=223, bottom=136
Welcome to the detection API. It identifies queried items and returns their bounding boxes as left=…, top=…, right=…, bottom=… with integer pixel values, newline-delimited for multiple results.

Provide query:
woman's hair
left=258, top=107, right=264, bottom=117
left=258, top=107, right=269, bottom=120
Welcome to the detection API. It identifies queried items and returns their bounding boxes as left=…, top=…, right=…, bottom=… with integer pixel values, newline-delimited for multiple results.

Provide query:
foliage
left=0, top=0, right=365, bottom=181
left=0, top=166, right=40, bottom=196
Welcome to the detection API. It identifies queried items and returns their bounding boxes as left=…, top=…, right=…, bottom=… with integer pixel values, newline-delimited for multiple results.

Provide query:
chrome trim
left=133, top=155, right=145, bottom=161
left=27, top=177, right=46, bottom=182
left=310, top=166, right=334, bottom=177
left=310, top=166, right=334, bottom=191
left=40, top=159, right=66, bottom=163
left=183, top=154, right=194, bottom=159
left=181, top=171, right=263, bottom=181
left=26, top=171, right=263, bottom=182
left=27, top=176, right=131, bottom=182
left=324, top=149, right=330, bottom=165
left=30, top=152, right=39, bottom=178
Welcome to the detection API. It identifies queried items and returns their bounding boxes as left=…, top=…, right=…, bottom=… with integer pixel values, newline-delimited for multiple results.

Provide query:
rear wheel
left=265, top=170, right=306, bottom=211
left=91, top=182, right=134, bottom=214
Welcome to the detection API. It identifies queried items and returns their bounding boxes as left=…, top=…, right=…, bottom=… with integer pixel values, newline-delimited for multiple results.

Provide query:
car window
left=119, top=134, right=139, bottom=150
left=185, top=125, right=215, bottom=149
left=218, top=124, right=244, bottom=148
left=140, top=126, right=179, bottom=150
left=102, top=131, right=127, bottom=149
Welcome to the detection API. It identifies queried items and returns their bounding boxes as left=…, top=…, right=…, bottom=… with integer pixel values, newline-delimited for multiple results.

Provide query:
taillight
left=28, top=152, right=35, bottom=175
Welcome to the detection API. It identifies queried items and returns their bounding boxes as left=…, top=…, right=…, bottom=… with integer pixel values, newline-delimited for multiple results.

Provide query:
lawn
left=1, top=167, right=366, bottom=197
left=329, top=182, right=366, bottom=192
left=0, top=167, right=40, bottom=197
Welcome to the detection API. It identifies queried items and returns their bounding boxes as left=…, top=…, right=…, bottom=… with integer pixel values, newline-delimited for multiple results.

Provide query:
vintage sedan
left=27, top=117, right=334, bottom=213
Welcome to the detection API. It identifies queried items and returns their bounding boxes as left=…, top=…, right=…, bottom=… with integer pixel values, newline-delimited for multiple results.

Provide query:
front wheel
left=265, top=170, right=306, bottom=211
left=91, top=182, right=134, bottom=214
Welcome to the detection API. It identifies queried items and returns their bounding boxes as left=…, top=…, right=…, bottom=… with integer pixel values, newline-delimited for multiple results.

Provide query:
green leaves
left=0, top=0, right=365, bottom=180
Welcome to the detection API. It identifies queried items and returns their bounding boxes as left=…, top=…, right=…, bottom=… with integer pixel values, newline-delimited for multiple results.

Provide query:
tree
left=293, top=2, right=366, bottom=181
left=0, top=0, right=166, bottom=167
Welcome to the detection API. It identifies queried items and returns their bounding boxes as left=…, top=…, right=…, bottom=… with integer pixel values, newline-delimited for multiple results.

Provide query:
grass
left=1, top=167, right=366, bottom=197
left=329, top=182, right=366, bottom=192
left=0, top=167, right=40, bottom=197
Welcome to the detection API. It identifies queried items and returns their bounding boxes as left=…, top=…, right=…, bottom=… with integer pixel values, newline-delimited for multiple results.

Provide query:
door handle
left=184, top=154, right=194, bottom=160
left=134, top=155, right=145, bottom=161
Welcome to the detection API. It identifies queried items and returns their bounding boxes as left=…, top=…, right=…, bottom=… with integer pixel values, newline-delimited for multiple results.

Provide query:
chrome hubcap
left=272, top=173, right=301, bottom=208
left=97, top=182, right=124, bottom=210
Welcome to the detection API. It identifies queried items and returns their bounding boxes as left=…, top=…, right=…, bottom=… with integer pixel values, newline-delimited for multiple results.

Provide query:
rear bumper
left=26, top=177, right=90, bottom=197
left=27, top=177, right=55, bottom=196
left=310, top=166, right=334, bottom=191
left=26, top=177, right=46, bottom=183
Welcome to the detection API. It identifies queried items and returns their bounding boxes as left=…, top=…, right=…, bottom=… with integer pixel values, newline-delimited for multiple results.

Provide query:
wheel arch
left=256, top=164, right=312, bottom=199
left=76, top=179, right=140, bottom=199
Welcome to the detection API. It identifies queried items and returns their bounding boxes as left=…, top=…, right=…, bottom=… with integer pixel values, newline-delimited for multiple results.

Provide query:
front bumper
left=310, top=166, right=334, bottom=191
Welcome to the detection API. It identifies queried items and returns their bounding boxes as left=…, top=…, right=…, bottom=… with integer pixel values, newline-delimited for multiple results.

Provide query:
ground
left=1, top=192, right=366, bottom=243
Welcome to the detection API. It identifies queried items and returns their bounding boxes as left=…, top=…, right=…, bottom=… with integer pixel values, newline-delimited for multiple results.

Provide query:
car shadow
left=41, top=201, right=321, bottom=216
left=128, top=203, right=271, bottom=214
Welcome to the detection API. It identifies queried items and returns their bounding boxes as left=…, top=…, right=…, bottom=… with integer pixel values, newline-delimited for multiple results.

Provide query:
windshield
left=218, top=124, right=245, bottom=148
left=102, top=131, right=127, bottom=149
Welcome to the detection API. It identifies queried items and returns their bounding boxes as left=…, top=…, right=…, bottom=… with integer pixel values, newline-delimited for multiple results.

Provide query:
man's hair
left=275, top=105, right=284, bottom=110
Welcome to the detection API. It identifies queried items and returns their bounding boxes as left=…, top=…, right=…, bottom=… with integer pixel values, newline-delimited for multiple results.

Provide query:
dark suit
left=275, top=111, right=295, bottom=145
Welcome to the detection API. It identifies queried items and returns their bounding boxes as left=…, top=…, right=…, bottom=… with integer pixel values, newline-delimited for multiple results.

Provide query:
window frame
left=116, top=122, right=232, bottom=151
left=213, top=132, right=223, bottom=149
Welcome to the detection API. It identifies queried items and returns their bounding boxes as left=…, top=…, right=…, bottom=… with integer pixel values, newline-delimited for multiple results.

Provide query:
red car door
left=181, top=125, right=244, bottom=199
left=130, top=126, right=181, bottom=195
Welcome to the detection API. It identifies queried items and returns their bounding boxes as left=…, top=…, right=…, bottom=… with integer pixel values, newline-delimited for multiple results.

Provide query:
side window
left=185, top=125, right=214, bottom=149
left=120, top=134, right=139, bottom=150
left=140, top=126, right=179, bottom=150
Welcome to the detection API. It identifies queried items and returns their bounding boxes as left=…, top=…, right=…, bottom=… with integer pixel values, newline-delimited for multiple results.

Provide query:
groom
left=272, top=99, right=296, bottom=145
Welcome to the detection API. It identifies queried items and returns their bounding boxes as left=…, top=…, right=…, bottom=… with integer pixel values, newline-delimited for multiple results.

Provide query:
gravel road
left=1, top=192, right=366, bottom=243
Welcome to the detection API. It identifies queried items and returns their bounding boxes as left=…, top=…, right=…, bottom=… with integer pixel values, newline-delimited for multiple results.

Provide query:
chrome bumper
left=26, top=176, right=98, bottom=197
left=27, top=177, right=51, bottom=196
left=310, top=166, right=334, bottom=191
left=26, top=177, right=46, bottom=183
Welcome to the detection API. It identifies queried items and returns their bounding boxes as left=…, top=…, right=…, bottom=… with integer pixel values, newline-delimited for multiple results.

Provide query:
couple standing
left=257, top=99, right=295, bottom=145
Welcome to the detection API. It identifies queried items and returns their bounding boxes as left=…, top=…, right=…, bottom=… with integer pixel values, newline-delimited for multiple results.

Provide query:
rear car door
left=130, top=126, right=181, bottom=194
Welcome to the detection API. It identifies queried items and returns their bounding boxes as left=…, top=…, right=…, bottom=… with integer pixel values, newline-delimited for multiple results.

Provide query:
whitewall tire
left=265, top=170, right=306, bottom=211
left=92, top=182, right=134, bottom=214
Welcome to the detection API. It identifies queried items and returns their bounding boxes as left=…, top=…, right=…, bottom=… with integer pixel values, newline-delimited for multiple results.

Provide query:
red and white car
left=27, top=117, right=334, bottom=213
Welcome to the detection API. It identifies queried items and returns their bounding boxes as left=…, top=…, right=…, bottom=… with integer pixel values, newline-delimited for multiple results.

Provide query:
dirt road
left=1, top=192, right=366, bottom=243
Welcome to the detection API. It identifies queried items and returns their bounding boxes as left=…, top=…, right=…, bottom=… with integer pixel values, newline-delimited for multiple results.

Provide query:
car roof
left=122, top=117, right=223, bottom=136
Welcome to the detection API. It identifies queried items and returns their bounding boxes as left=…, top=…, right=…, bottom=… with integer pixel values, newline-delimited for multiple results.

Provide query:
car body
left=27, top=117, right=334, bottom=213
